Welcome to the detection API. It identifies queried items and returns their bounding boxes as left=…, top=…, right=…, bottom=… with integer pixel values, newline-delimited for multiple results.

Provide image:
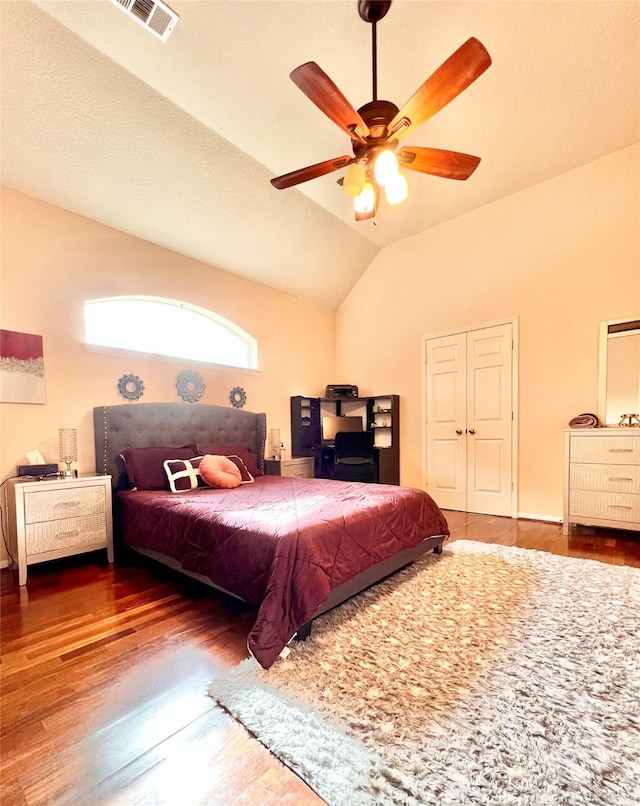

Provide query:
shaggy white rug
left=208, top=540, right=640, bottom=806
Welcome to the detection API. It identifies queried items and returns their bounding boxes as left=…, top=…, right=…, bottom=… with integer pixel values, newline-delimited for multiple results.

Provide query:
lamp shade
left=353, top=182, right=376, bottom=214
left=59, top=428, right=77, bottom=476
left=374, top=150, right=399, bottom=187
left=343, top=163, right=366, bottom=198
left=269, top=428, right=281, bottom=457
left=385, top=171, right=408, bottom=205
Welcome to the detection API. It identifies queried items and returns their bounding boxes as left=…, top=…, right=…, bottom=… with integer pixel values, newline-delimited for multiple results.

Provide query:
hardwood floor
left=2, top=513, right=639, bottom=805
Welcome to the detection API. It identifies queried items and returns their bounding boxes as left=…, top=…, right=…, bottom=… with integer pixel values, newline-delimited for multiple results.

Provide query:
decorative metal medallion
left=117, top=373, right=145, bottom=401
left=229, top=386, right=247, bottom=409
left=176, top=370, right=206, bottom=403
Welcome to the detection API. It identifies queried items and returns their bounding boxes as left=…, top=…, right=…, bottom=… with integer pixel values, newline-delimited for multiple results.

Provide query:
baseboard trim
left=0, top=559, right=9, bottom=569
left=517, top=512, right=562, bottom=524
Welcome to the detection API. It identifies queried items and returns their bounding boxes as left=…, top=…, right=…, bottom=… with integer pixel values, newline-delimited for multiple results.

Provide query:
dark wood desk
left=291, top=394, right=400, bottom=485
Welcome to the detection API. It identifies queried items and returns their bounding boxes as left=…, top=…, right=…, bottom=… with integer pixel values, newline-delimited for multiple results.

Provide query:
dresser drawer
left=569, top=463, right=640, bottom=495
left=569, top=435, right=640, bottom=465
left=26, top=514, right=108, bottom=556
left=23, top=485, right=106, bottom=524
left=569, top=490, right=640, bottom=524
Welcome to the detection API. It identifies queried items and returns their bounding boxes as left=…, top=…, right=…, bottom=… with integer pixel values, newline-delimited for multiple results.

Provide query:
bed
left=94, top=402, right=449, bottom=668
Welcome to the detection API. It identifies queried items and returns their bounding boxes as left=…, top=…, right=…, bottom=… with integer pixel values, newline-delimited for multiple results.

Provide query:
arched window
left=84, top=296, right=258, bottom=370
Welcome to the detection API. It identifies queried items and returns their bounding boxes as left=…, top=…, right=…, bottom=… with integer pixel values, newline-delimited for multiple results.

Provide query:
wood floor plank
left=1, top=514, right=638, bottom=804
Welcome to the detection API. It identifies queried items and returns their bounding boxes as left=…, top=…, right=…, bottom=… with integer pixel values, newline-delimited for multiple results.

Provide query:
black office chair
left=333, top=430, right=377, bottom=483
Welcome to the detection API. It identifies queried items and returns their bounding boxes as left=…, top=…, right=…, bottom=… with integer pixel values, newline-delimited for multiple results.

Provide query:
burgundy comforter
left=116, top=475, right=449, bottom=668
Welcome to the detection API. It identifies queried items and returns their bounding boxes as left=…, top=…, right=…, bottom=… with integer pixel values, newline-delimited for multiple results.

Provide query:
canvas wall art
left=0, top=329, right=46, bottom=404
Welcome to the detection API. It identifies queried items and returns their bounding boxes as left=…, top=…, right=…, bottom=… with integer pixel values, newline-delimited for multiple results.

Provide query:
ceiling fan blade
left=388, top=38, right=491, bottom=140
left=398, top=147, right=481, bottom=180
left=290, top=62, right=370, bottom=142
left=271, top=155, right=354, bottom=190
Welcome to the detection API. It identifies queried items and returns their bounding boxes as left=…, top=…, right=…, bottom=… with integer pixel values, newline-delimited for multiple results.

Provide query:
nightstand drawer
left=26, top=514, right=107, bottom=556
left=281, top=463, right=314, bottom=479
left=265, top=457, right=314, bottom=478
left=24, top=485, right=106, bottom=524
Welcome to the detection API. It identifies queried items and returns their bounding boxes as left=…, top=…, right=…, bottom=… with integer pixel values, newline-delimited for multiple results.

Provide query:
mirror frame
left=598, top=317, right=640, bottom=425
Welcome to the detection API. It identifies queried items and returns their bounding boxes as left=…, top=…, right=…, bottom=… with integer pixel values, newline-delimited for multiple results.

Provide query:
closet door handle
left=455, top=429, right=463, bottom=435
left=467, top=428, right=476, bottom=435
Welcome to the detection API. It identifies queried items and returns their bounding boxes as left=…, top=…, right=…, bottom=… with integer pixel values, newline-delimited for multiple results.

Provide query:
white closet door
left=465, top=324, right=513, bottom=516
left=426, top=322, right=514, bottom=516
left=425, top=332, right=467, bottom=510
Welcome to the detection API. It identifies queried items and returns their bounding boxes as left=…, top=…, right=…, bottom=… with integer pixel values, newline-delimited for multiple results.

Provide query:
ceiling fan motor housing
left=353, top=99, right=400, bottom=161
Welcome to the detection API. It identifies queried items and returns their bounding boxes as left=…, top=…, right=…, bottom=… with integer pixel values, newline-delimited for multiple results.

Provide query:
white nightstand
left=3, top=474, right=114, bottom=586
left=264, top=457, right=314, bottom=479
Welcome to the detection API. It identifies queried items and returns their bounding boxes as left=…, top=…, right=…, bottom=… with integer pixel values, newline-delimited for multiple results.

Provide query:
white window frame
left=84, top=296, right=259, bottom=372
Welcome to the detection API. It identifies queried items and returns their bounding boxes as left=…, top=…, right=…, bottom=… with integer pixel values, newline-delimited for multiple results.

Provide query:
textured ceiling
left=1, top=1, right=639, bottom=309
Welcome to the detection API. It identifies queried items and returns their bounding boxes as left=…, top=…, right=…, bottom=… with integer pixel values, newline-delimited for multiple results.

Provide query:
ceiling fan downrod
left=372, top=18, right=377, bottom=102
left=358, top=0, right=392, bottom=102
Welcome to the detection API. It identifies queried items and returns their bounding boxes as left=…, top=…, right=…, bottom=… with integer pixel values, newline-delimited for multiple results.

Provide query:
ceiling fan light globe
left=353, top=182, right=376, bottom=214
left=343, top=163, right=366, bottom=197
left=374, top=150, right=398, bottom=187
left=385, top=171, right=408, bottom=205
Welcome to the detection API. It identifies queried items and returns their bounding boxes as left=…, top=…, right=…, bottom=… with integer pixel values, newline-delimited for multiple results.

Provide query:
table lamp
left=59, top=428, right=78, bottom=477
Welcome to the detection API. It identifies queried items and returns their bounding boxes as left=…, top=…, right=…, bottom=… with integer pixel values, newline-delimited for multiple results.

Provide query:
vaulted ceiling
left=2, top=1, right=638, bottom=308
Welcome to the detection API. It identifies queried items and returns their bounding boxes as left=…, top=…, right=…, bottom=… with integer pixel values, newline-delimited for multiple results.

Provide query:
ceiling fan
left=271, top=0, right=491, bottom=220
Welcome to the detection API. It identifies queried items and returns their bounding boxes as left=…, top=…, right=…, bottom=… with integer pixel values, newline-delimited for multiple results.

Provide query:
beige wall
left=336, top=145, right=640, bottom=520
left=0, top=188, right=335, bottom=562
left=2, top=143, right=638, bottom=566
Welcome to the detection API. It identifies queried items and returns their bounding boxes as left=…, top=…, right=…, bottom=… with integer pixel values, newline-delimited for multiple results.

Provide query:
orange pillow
left=199, top=454, right=242, bottom=489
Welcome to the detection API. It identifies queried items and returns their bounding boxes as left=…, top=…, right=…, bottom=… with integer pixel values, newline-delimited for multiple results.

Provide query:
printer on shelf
left=324, top=385, right=359, bottom=399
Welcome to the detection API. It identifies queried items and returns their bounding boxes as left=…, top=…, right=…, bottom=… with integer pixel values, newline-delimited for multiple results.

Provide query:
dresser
left=264, top=457, right=314, bottom=479
left=563, top=429, right=640, bottom=535
left=4, top=475, right=114, bottom=585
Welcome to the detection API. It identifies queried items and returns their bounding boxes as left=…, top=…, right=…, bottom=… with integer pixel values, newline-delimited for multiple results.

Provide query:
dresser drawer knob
left=608, top=505, right=633, bottom=510
left=609, top=448, right=633, bottom=453
left=55, top=501, right=81, bottom=508
left=56, top=529, right=81, bottom=538
left=608, top=476, right=633, bottom=482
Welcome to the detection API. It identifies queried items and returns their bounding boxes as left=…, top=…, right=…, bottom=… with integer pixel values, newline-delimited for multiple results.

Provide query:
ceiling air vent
left=108, top=0, right=178, bottom=42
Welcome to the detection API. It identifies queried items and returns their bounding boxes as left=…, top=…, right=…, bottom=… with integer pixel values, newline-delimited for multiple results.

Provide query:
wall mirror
left=598, top=317, right=640, bottom=425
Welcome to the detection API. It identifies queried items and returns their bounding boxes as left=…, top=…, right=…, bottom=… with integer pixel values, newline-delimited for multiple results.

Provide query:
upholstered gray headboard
left=93, top=402, right=266, bottom=489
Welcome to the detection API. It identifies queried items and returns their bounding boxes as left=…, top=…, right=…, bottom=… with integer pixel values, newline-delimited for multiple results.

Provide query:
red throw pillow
left=197, top=444, right=262, bottom=477
left=120, top=445, right=198, bottom=490
left=199, top=455, right=242, bottom=489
